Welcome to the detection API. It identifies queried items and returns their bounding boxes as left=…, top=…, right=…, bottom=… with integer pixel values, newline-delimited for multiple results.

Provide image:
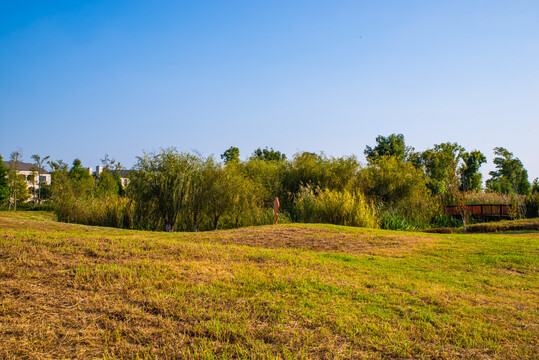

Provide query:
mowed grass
left=0, top=212, right=537, bottom=359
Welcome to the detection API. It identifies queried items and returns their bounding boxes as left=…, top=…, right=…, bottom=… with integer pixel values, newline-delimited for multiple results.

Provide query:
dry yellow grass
left=0, top=212, right=538, bottom=359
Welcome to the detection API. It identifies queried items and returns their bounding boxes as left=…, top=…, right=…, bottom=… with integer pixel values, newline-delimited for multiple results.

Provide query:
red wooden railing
left=444, top=204, right=510, bottom=216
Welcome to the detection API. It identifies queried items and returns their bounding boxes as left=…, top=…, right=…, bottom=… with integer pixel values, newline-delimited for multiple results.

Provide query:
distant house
left=3, top=161, right=51, bottom=201
left=89, top=165, right=131, bottom=187
left=114, top=169, right=131, bottom=187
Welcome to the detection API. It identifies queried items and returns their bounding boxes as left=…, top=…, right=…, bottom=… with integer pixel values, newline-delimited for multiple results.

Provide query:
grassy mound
left=0, top=212, right=538, bottom=359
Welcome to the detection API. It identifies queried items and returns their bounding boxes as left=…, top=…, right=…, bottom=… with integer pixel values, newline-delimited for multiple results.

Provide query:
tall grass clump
left=293, top=186, right=379, bottom=228
left=457, top=191, right=525, bottom=206
left=355, top=156, right=438, bottom=229
left=54, top=195, right=132, bottom=228
left=525, top=192, right=539, bottom=218
left=51, top=159, right=133, bottom=228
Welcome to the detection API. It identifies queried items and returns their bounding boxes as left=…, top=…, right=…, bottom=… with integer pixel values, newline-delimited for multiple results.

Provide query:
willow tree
left=226, top=163, right=263, bottom=228
left=128, top=148, right=195, bottom=231
left=186, top=155, right=214, bottom=232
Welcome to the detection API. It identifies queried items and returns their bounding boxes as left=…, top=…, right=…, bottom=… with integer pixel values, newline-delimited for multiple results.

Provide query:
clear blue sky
left=1, top=1, right=538, bottom=181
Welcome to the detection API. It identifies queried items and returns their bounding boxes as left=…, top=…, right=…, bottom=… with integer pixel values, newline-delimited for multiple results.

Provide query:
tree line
left=1, top=134, right=538, bottom=230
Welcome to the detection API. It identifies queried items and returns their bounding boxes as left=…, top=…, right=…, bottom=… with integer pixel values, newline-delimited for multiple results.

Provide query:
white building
left=3, top=161, right=51, bottom=201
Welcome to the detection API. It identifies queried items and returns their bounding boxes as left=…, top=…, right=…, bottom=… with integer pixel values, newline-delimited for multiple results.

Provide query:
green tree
left=128, top=148, right=194, bottom=231
left=417, top=142, right=464, bottom=196
left=96, top=155, right=123, bottom=197
left=532, top=178, right=539, bottom=194
left=39, top=183, right=52, bottom=201
left=364, top=134, right=414, bottom=162
left=459, top=150, right=486, bottom=192
left=96, top=170, right=119, bottom=198
left=113, top=171, right=125, bottom=196
left=205, top=163, right=235, bottom=230
left=186, top=155, right=213, bottom=232
left=31, top=154, right=50, bottom=204
left=280, top=152, right=359, bottom=210
left=244, top=157, right=286, bottom=206
left=28, top=164, right=38, bottom=204
left=7, top=151, right=23, bottom=210
left=48, top=160, right=69, bottom=175
left=47, top=160, right=69, bottom=202
left=486, top=147, right=530, bottom=195
left=357, top=156, right=429, bottom=205
left=68, top=159, right=95, bottom=197
left=356, top=156, right=436, bottom=227
left=282, top=152, right=327, bottom=200
left=221, top=146, right=240, bottom=164
left=0, top=154, right=9, bottom=204
left=48, top=159, right=96, bottom=223
left=227, top=164, right=262, bottom=228
left=11, top=173, right=30, bottom=207
left=69, top=159, right=91, bottom=181
left=251, top=147, right=287, bottom=161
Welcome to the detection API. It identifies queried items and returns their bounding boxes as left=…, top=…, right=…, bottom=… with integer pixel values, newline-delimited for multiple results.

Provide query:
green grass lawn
left=0, top=212, right=537, bottom=359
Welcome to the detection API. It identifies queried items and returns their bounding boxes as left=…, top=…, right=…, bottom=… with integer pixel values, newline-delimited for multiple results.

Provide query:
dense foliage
left=486, top=147, right=531, bottom=195
left=7, top=134, right=535, bottom=230
left=0, top=155, right=9, bottom=204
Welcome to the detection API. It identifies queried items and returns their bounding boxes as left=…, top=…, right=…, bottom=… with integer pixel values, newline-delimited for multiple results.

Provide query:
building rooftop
left=3, top=161, right=50, bottom=174
left=113, top=169, right=131, bottom=178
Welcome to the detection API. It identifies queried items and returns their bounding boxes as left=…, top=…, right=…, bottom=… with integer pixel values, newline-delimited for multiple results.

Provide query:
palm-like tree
left=31, top=154, right=50, bottom=204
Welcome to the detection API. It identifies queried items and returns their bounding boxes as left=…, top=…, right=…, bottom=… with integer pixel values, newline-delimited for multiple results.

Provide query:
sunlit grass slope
left=0, top=212, right=537, bottom=359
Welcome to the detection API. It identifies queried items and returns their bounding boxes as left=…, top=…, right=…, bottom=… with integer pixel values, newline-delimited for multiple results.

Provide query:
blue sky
left=1, top=1, right=538, bottom=181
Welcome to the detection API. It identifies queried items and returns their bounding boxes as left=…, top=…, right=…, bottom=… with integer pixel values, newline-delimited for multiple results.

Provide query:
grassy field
left=0, top=212, right=537, bottom=359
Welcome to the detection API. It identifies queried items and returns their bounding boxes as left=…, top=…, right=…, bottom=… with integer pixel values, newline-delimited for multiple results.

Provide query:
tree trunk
left=8, top=181, right=13, bottom=211
left=37, top=166, right=42, bottom=204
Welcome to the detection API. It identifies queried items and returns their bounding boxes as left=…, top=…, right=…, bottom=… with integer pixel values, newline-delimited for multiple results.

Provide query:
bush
left=54, top=195, right=132, bottom=228
left=453, top=191, right=525, bottom=206
left=432, top=214, right=463, bottom=228
left=381, top=213, right=416, bottom=230
left=293, top=186, right=379, bottom=228
left=355, top=157, right=438, bottom=228
left=525, top=193, right=539, bottom=218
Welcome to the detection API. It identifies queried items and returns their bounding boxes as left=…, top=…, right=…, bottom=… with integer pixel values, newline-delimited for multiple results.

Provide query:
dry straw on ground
left=0, top=212, right=538, bottom=359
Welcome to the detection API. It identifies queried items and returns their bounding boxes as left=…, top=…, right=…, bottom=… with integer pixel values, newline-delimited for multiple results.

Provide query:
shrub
left=457, top=191, right=524, bottom=206
left=355, top=156, right=438, bottom=228
left=525, top=193, right=539, bottom=218
left=380, top=213, right=416, bottom=230
left=432, top=214, right=463, bottom=228
left=294, top=186, right=379, bottom=228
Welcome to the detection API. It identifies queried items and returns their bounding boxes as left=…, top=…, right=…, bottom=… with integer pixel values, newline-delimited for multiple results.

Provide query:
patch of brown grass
left=207, top=225, right=437, bottom=257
